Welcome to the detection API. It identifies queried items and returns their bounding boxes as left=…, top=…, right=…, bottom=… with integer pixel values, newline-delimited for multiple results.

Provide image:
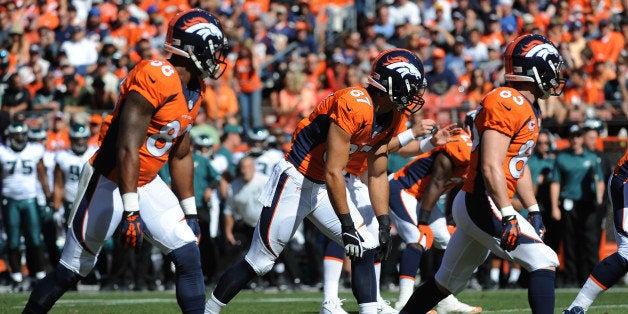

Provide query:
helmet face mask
left=193, top=135, right=214, bottom=158
left=7, top=123, right=28, bottom=152
left=164, top=9, right=229, bottom=80
left=504, top=34, right=566, bottom=99
left=368, top=49, right=427, bottom=114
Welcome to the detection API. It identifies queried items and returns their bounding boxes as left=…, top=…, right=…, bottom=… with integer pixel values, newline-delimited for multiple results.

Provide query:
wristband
left=418, top=208, right=431, bottom=224
left=397, top=129, right=415, bottom=147
left=338, top=213, right=355, bottom=232
left=500, top=205, right=517, bottom=217
left=527, top=204, right=540, bottom=213
left=420, top=137, right=435, bottom=152
left=121, top=192, right=139, bottom=212
left=376, top=215, right=391, bottom=229
left=180, top=196, right=197, bottom=216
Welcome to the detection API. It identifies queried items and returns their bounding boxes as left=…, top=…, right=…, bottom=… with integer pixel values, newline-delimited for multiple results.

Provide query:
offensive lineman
left=401, top=34, right=565, bottom=314
left=24, top=9, right=228, bottom=313
left=206, top=49, right=431, bottom=314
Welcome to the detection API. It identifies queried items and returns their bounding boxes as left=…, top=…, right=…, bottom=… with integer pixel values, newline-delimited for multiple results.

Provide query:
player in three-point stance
left=401, top=34, right=566, bottom=314
left=206, top=49, right=429, bottom=314
left=24, top=9, right=228, bottom=314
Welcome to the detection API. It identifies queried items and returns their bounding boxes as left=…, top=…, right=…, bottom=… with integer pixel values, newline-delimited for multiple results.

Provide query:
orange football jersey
left=392, top=132, right=472, bottom=199
left=287, top=86, right=407, bottom=182
left=463, top=87, right=541, bottom=199
left=613, top=148, right=628, bottom=182
left=91, top=59, right=204, bottom=186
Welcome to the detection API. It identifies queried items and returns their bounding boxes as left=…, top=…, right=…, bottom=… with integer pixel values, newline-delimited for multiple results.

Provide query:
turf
left=2, top=288, right=627, bottom=313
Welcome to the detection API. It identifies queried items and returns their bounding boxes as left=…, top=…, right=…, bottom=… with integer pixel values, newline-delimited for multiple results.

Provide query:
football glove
left=186, top=214, right=201, bottom=242
left=118, top=211, right=144, bottom=249
left=418, top=223, right=434, bottom=251
left=342, top=227, right=364, bottom=261
left=377, top=215, right=392, bottom=260
left=527, top=211, right=546, bottom=240
left=500, top=215, right=520, bottom=251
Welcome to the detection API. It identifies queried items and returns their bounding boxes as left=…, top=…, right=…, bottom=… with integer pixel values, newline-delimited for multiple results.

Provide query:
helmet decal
left=182, top=19, right=224, bottom=41
left=384, top=57, right=422, bottom=81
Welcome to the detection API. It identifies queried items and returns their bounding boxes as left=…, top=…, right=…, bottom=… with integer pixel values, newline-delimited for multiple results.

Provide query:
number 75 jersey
left=0, top=143, right=45, bottom=200
left=463, top=87, right=541, bottom=199
left=90, top=59, right=204, bottom=186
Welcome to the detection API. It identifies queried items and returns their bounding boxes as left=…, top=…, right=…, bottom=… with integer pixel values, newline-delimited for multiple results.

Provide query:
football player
left=24, top=9, right=228, bottom=314
left=0, top=122, right=51, bottom=290
left=206, top=49, right=434, bottom=314
left=401, top=34, right=565, bottom=314
left=52, top=123, right=97, bottom=222
left=562, top=148, right=628, bottom=313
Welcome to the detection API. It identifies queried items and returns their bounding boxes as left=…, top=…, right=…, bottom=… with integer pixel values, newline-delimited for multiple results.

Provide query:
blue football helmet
left=164, top=9, right=229, bottom=80
left=368, top=48, right=427, bottom=114
left=504, top=34, right=566, bottom=99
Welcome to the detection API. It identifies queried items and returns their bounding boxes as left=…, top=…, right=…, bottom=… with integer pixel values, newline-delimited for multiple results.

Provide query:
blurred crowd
left=0, top=0, right=628, bottom=293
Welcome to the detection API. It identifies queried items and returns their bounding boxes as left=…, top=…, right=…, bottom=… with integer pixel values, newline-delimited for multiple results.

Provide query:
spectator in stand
left=46, top=112, right=70, bottom=152
left=374, top=4, right=395, bottom=39
left=55, top=75, right=91, bottom=113
left=604, top=56, right=628, bottom=117
left=479, top=43, right=504, bottom=82
left=18, top=45, right=50, bottom=86
left=85, top=7, right=110, bottom=44
left=37, top=26, right=60, bottom=65
left=60, top=26, right=98, bottom=76
left=217, top=124, right=243, bottom=178
left=204, top=78, right=239, bottom=132
left=464, top=28, right=489, bottom=64
left=447, top=37, right=467, bottom=79
left=481, top=14, right=505, bottom=49
left=562, top=68, right=587, bottom=123
left=585, top=59, right=617, bottom=120
left=87, top=114, right=103, bottom=149
left=465, top=68, right=493, bottom=109
left=590, top=19, right=625, bottom=64
left=294, top=21, right=317, bottom=57
left=33, top=73, right=60, bottom=112
left=2, top=73, right=31, bottom=118
left=389, top=0, right=421, bottom=26
left=234, top=40, right=263, bottom=134
left=426, top=48, right=459, bottom=102
left=274, top=70, right=316, bottom=138
left=450, top=11, right=468, bottom=40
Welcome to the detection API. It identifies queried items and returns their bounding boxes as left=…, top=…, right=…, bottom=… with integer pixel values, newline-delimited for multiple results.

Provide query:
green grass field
left=1, top=288, right=627, bottom=313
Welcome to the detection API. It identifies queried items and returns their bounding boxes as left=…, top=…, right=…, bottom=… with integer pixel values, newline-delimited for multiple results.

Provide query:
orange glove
left=418, top=223, right=434, bottom=250
left=118, top=211, right=144, bottom=249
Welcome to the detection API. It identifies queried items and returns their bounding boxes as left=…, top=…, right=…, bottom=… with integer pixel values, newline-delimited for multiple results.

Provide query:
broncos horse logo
left=520, top=40, right=559, bottom=61
left=182, top=17, right=224, bottom=41
left=384, top=56, right=422, bottom=80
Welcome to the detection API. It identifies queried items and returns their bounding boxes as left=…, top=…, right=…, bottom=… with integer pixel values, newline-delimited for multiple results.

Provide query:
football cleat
left=433, top=295, right=482, bottom=314
left=562, top=306, right=586, bottom=314
left=319, top=298, right=349, bottom=314
left=377, top=297, right=399, bottom=314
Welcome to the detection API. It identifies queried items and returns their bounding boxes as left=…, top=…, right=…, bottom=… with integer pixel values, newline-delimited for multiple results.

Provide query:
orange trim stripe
left=399, top=275, right=416, bottom=281
left=324, top=256, right=344, bottom=263
left=266, top=177, right=289, bottom=258
left=589, top=275, right=608, bottom=290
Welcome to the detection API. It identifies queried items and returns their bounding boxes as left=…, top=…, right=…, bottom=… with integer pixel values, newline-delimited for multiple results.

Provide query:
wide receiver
left=24, top=9, right=228, bottom=314
left=206, top=49, right=431, bottom=314
left=562, top=148, right=628, bottom=313
left=401, top=34, right=565, bottom=314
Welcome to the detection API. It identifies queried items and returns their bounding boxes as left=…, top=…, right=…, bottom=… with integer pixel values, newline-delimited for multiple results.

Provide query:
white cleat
left=320, top=298, right=349, bottom=314
left=377, top=298, right=399, bottom=314
left=433, top=295, right=482, bottom=314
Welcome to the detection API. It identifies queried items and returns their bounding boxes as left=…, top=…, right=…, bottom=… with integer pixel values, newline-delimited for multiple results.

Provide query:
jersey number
left=146, top=121, right=192, bottom=157
left=508, top=139, right=535, bottom=179
left=6, top=160, right=34, bottom=175
left=68, top=165, right=81, bottom=181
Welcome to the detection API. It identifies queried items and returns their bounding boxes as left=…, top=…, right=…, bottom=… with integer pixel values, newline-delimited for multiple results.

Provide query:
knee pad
left=168, top=242, right=202, bottom=272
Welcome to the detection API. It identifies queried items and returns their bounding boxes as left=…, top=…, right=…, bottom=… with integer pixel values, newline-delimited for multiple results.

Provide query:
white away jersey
left=255, top=149, right=284, bottom=176
left=55, top=147, right=97, bottom=202
left=0, top=143, right=45, bottom=200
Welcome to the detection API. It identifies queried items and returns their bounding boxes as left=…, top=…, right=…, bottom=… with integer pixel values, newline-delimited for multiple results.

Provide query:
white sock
left=323, top=258, right=343, bottom=301
left=508, top=268, right=521, bottom=283
left=11, top=272, right=23, bottom=283
left=204, top=294, right=225, bottom=314
left=489, top=268, right=500, bottom=282
left=374, top=262, right=382, bottom=301
left=397, top=277, right=415, bottom=307
left=570, top=277, right=605, bottom=311
left=358, top=302, right=378, bottom=314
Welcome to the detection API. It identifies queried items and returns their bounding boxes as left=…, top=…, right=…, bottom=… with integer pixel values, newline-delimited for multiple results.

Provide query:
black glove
left=527, top=211, right=546, bottom=240
left=339, top=213, right=364, bottom=260
left=500, top=215, right=520, bottom=251
left=186, top=214, right=201, bottom=241
left=377, top=215, right=392, bottom=260
left=118, top=211, right=144, bottom=250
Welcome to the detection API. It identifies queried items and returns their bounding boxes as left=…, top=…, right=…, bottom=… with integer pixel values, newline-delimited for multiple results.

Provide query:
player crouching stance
left=23, top=9, right=228, bottom=314
left=401, top=34, right=565, bottom=314
left=562, top=149, right=628, bottom=313
left=206, top=49, right=427, bottom=314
